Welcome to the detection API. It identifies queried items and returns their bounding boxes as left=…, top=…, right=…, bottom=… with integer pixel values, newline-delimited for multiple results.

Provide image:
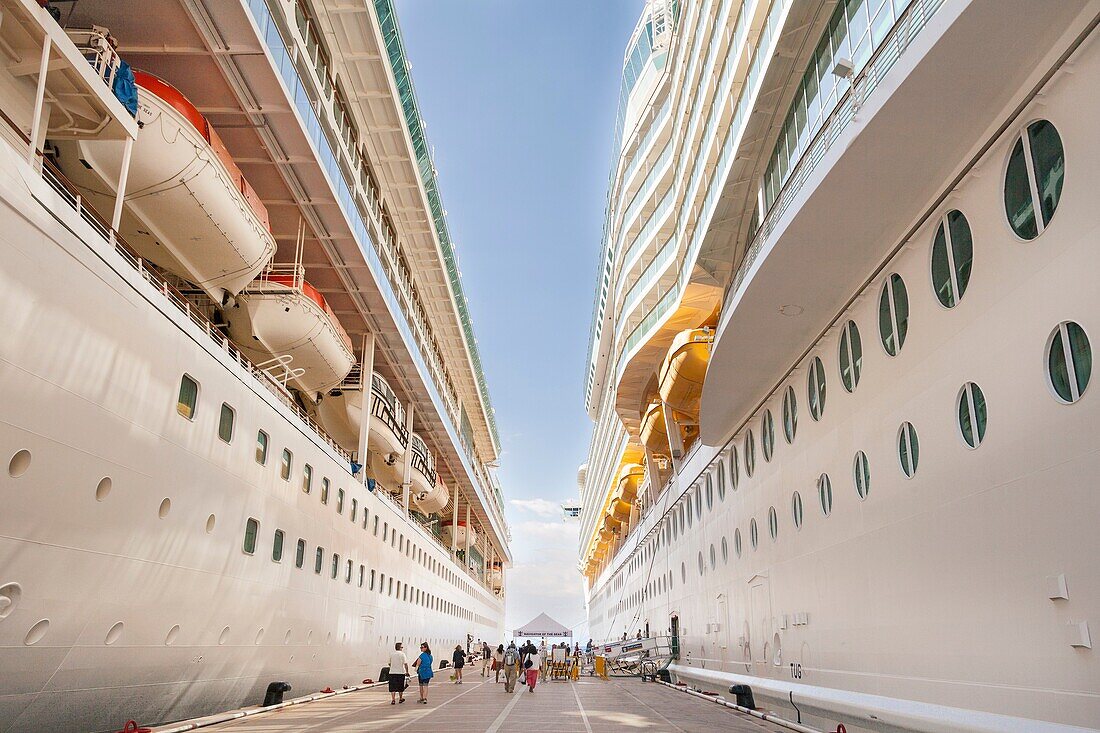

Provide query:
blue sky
left=392, top=0, right=641, bottom=639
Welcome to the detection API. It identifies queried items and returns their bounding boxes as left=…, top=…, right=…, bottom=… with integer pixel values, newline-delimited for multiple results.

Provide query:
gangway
left=595, top=636, right=675, bottom=680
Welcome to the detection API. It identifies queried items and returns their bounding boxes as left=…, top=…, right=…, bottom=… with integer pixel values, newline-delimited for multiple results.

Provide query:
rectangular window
left=331, top=554, right=340, bottom=579
left=256, top=431, right=269, bottom=465
left=302, top=464, right=313, bottom=494
left=295, top=539, right=306, bottom=568
left=362, top=509, right=369, bottom=529
left=383, top=522, right=388, bottom=541
left=388, top=577, right=393, bottom=596
left=351, top=499, right=358, bottom=522
left=370, top=569, right=376, bottom=590
left=177, top=375, right=198, bottom=420
left=314, top=547, right=324, bottom=574
left=272, top=529, right=285, bottom=562
left=243, top=518, right=259, bottom=555
left=321, top=478, right=330, bottom=504
left=337, top=489, right=345, bottom=514
left=280, top=449, right=292, bottom=481
left=218, top=403, right=235, bottom=443
left=373, top=516, right=379, bottom=535
left=358, top=564, right=365, bottom=587
left=345, top=559, right=352, bottom=583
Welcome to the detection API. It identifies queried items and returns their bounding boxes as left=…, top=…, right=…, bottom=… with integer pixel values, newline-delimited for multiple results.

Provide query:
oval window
left=808, top=356, right=826, bottom=421
left=761, top=410, right=775, bottom=462
left=782, top=385, right=797, bottom=443
left=957, top=382, right=988, bottom=448
left=716, top=459, right=727, bottom=500
left=839, top=320, right=862, bottom=392
left=931, top=210, right=973, bottom=308
left=898, top=421, right=920, bottom=478
left=879, top=274, right=909, bottom=356
left=734, top=528, right=742, bottom=557
left=791, top=491, right=804, bottom=529
left=1047, top=321, right=1091, bottom=403
left=818, top=474, right=832, bottom=516
left=853, top=450, right=870, bottom=499
left=729, top=446, right=740, bottom=490
left=749, top=518, right=759, bottom=550
left=744, top=430, right=755, bottom=477
left=1004, top=119, right=1064, bottom=240
left=768, top=506, right=778, bottom=541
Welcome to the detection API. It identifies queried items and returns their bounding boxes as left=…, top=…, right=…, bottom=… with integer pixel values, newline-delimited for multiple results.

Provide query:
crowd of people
left=384, top=637, right=598, bottom=704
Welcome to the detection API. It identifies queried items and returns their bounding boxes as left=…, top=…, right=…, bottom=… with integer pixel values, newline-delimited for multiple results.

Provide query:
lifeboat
left=315, top=373, right=410, bottom=457
left=413, top=476, right=449, bottom=516
left=658, top=328, right=714, bottom=418
left=226, top=272, right=355, bottom=398
left=56, top=71, right=275, bottom=301
left=640, top=401, right=670, bottom=457
left=488, top=563, right=503, bottom=590
left=609, top=496, right=632, bottom=524
left=409, top=432, right=438, bottom=498
left=442, top=520, right=478, bottom=549
left=617, top=464, right=645, bottom=503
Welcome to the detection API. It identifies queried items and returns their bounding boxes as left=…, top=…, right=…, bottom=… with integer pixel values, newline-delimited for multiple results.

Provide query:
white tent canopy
left=514, top=612, right=572, bottom=638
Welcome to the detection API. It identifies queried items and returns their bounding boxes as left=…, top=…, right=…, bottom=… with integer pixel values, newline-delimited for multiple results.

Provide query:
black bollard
left=262, top=681, right=292, bottom=706
left=728, top=684, right=756, bottom=709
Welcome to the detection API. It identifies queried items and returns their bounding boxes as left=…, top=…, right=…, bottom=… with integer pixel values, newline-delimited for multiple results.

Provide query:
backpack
left=503, top=648, right=518, bottom=667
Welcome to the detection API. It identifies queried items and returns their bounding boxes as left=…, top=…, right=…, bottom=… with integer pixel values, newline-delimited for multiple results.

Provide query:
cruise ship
left=579, top=0, right=1099, bottom=731
left=0, top=1, right=509, bottom=731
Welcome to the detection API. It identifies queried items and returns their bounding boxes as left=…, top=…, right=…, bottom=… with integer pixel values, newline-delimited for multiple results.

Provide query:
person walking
left=412, top=642, right=433, bottom=704
left=493, top=644, right=505, bottom=683
left=387, top=642, right=409, bottom=705
left=502, top=641, right=520, bottom=693
left=522, top=640, right=540, bottom=693
left=451, top=644, right=466, bottom=684
left=480, top=641, right=492, bottom=677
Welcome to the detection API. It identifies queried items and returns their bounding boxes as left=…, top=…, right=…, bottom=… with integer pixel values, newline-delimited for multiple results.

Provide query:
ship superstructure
left=579, top=0, right=1100, bottom=730
left=0, top=0, right=509, bottom=731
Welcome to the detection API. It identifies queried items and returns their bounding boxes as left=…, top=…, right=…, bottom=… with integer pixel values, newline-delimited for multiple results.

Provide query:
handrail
left=369, top=383, right=409, bottom=448
left=409, top=433, right=437, bottom=486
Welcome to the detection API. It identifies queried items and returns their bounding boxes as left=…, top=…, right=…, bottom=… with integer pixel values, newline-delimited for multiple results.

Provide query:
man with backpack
left=502, top=641, right=520, bottom=693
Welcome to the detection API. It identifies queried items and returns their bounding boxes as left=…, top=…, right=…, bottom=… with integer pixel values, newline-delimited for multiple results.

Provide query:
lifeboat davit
left=640, top=401, right=670, bottom=457
left=226, top=273, right=355, bottom=398
left=56, top=71, right=275, bottom=301
left=488, top=563, right=503, bottom=590
left=442, top=520, right=478, bottom=549
left=658, top=328, right=714, bottom=418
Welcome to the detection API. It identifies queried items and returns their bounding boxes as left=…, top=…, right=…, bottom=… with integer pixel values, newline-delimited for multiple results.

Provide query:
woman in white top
left=388, top=642, right=409, bottom=704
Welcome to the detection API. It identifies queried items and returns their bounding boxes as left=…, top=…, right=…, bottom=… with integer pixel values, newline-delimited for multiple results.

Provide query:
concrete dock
left=162, top=675, right=790, bottom=733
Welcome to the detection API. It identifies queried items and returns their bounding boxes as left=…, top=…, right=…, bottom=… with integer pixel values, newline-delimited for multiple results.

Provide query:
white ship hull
left=585, top=2, right=1100, bottom=731
left=0, top=137, right=501, bottom=732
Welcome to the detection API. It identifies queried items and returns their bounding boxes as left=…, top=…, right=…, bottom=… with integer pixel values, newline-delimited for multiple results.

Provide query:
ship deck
left=154, top=675, right=789, bottom=733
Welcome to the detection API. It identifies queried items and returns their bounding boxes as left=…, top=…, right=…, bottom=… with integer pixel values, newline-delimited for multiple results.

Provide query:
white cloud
left=508, top=498, right=561, bottom=517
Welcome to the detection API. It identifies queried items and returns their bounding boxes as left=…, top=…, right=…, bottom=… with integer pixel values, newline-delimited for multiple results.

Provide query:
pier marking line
left=570, top=681, right=595, bottom=733
left=389, top=678, right=490, bottom=732
left=484, top=686, right=525, bottom=733
left=617, top=680, right=691, bottom=732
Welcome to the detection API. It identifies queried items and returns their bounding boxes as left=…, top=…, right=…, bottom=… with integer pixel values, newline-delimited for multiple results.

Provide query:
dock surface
left=183, top=675, right=787, bottom=732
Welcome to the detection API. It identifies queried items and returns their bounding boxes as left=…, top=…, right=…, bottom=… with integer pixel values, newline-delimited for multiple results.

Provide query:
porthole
left=295, top=539, right=306, bottom=568
left=957, top=382, right=988, bottom=448
left=272, top=529, right=285, bottom=562
left=218, top=403, right=235, bottom=443
left=768, top=506, right=778, bottom=541
left=243, top=518, right=259, bottom=554
left=218, top=626, right=230, bottom=646
left=0, top=583, right=22, bottom=619
left=721, top=537, right=729, bottom=564
left=734, top=529, right=742, bottom=557
left=879, top=274, right=909, bottom=356
left=782, top=386, right=797, bottom=443
left=791, top=491, right=804, bottom=529
left=709, top=544, right=716, bottom=569
left=853, top=451, right=870, bottom=499
left=694, top=486, right=702, bottom=519
left=818, top=474, right=832, bottom=516
left=158, top=498, right=171, bottom=519
left=1047, top=321, right=1091, bottom=403
left=205, top=514, right=216, bottom=534
left=749, top=519, right=758, bottom=550
left=8, top=449, right=31, bottom=478
left=807, top=357, right=826, bottom=421
left=177, top=374, right=198, bottom=420
left=697, top=552, right=704, bottom=576
left=761, top=410, right=775, bottom=461
left=331, top=554, right=340, bottom=580
left=716, top=459, right=726, bottom=500
left=839, top=320, right=862, bottom=392
left=705, top=473, right=714, bottom=509
left=314, top=547, right=324, bottom=574
left=165, top=625, right=180, bottom=646
left=681, top=562, right=686, bottom=584
left=729, top=446, right=740, bottom=490
left=931, top=210, right=973, bottom=308
left=898, top=422, right=920, bottom=478
left=24, top=618, right=50, bottom=646
left=95, top=477, right=112, bottom=502
left=685, top=498, right=693, bottom=528
left=105, top=622, right=124, bottom=646
left=744, top=430, right=755, bottom=477
left=302, top=464, right=313, bottom=494
left=1004, top=119, right=1064, bottom=240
